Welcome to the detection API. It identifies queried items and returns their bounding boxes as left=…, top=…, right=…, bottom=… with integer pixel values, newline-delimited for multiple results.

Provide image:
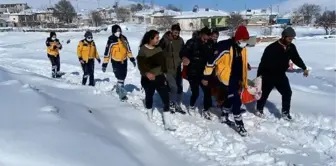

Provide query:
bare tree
left=226, top=13, right=245, bottom=29
left=291, top=11, right=304, bottom=25
left=53, top=0, right=77, bottom=23
left=298, top=3, right=322, bottom=25
left=130, top=3, right=143, bottom=13
left=155, top=16, right=174, bottom=31
left=167, top=4, right=181, bottom=12
left=115, top=7, right=130, bottom=22
left=316, top=10, right=336, bottom=35
left=90, top=11, right=103, bottom=26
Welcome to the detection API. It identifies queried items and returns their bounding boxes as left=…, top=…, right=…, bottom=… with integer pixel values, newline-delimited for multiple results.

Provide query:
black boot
left=202, top=109, right=213, bottom=120
left=234, top=114, right=247, bottom=137
left=282, top=109, right=292, bottom=121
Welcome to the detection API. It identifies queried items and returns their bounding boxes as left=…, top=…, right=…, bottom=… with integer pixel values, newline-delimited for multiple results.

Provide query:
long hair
left=139, top=30, right=159, bottom=47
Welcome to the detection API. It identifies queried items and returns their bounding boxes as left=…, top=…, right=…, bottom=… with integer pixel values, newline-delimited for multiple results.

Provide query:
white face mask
left=86, top=37, right=93, bottom=42
left=114, top=32, right=121, bottom=37
left=51, top=37, right=56, bottom=40
left=238, top=42, right=247, bottom=48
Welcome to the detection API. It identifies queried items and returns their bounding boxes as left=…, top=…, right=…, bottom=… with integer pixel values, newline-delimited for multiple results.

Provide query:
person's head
left=192, top=30, right=200, bottom=39
left=84, top=31, right=93, bottom=42
left=234, top=25, right=250, bottom=48
left=112, top=24, right=122, bottom=38
left=50, top=31, right=56, bottom=40
left=281, top=27, right=296, bottom=46
left=164, top=31, right=173, bottom=40
left=199, top=27, right=211, bottom=43
left=140, top=30, right=160, bottom=47
left=171, top=24, right=181, bottom=39
left=211, top=29, right=219, bottom=43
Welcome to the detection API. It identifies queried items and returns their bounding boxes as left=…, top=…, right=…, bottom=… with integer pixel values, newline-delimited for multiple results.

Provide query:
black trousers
left=222, top=78, right=243, bottom=116
left=256, top=75, right=292, bottom=113
left=141, top=74, right=170, bottom=112
left=81, top=59, right=95, bottom=86
left=48, top=54, right=60, bottom=77
left=176, top=65, right=183, bottom=94
left=188, top=76, right=212, bottom=110
left=112, top=59, right=127, bottom=82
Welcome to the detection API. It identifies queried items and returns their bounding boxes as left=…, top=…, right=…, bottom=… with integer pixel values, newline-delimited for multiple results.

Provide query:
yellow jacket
left=204, top=40, right=248, bottom=88
left=46, top=38, right=62, bottom=56
left=103, top=35, right=133, bottom=63
left=77, top=40, right=99, bottom=62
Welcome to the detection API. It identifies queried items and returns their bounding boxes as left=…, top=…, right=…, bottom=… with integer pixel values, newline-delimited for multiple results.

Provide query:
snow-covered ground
left=0, top=24, right=335, bottom=166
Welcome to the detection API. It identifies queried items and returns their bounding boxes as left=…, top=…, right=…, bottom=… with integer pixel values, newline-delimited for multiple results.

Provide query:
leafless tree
left=90, top=11, right=103, bottom=26
left=291, top=11, right=304, bottom=25
left=316, top=10, right=336, bottom=35
left=226, top=13, right=245, bottom=29
left=167, top=4, right=181, bottom=12
left=154, top=16, right=175, bottom=31
left=115, top=7, right=130, bottom=22
left=298, top=3, right=322, bottom=25
left=53, top=0, right=77, bottom=23
left=130, top=3, right=143, bottom=13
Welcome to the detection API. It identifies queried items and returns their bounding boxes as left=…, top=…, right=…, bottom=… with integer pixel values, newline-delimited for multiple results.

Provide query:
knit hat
left=111, top=24, right=122, bottom=34
left=50, top=31, right=56, bottom=38
left=282, top=27, right=296, bottom=37
left=199, top=27, right=211, bottom=36
left=234, top=26, right=249, bottom=41
left=84, top=31, right=92, bottom=38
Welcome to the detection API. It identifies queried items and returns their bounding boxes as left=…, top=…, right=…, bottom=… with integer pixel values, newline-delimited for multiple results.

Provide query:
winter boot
left=255, top=109, right=265, bottom=118
left=146, top=108, right=153, bottom=121
left=202, top=109, right=214, bottom=120
left=55, top=71, right=63, bottom=78
left=220, top=107, right=234, bottom=125
left=82, top=75, right=88, bottom=85
left=162, top=112, right=176, bottom=131
left=171, top=102, right=186, bottom=115
left=234, top=114, right=247, bottom=137
left=281, top=109, right=293, bottom=121
left=116, top=83, right=127, bottom=101
left=188, top=106, right=196, bottom=116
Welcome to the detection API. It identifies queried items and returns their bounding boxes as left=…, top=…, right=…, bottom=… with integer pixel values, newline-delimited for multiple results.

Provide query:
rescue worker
left=256, top=27, right=309, bottom=120
left=181, top=27, right=213, bottom=119
left=77, top=31, right=101, bottom=86
left=137, top=30, right=175, bottom=131
left=46, top=31, right=62, bottom=78
left=202, top=25, right=251, bottom=136
left=159, top=24, right=185, bottom=114
left=102, top=24, right=136, bottom=101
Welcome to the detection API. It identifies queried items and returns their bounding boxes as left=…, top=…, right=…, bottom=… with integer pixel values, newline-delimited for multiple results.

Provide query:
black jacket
left=257, top=41, right=307, bottom=77
left=181, top=37, right=213, bottom=77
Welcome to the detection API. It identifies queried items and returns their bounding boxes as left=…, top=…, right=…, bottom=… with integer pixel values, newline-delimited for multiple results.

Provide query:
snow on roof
left=0, top=1, right=27, bottom=5
left=151, top=9, right=180, bottom=17
left=134, top=9, right=155, bottom=17
left=240, top=9, right=278, bottom=16
left=173, top=8, right=229, bottom=19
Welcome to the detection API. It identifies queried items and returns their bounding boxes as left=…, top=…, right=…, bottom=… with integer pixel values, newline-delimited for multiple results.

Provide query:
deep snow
left=0, top=24, right=335, bottom=166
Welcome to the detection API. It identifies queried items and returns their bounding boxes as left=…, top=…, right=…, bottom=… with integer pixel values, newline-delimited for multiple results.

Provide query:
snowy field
left=0, top=24, right=335, bottom=166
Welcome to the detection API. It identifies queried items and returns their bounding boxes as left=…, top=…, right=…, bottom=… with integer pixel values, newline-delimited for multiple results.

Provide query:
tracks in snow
left=0, top=57, right=335, bottom=166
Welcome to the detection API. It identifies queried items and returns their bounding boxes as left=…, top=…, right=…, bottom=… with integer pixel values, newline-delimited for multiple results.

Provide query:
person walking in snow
left=102, top=24, right=136, bottom=101
left=77, top=31, right=101, bottom=86
left=159, top=24, right=185, bottom=114
left=181, top=27, right=213, bottom=118
left=256, top=27, right=309, bottom=120
left=137, top=30, right=175, bottom=131
left=46, top=31, right=63, bottom=78
left=202, top=25, right=251, bottom=136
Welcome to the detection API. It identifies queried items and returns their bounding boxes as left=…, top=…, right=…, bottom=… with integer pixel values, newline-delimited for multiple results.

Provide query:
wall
left=175, top=18, right=201, bottom=31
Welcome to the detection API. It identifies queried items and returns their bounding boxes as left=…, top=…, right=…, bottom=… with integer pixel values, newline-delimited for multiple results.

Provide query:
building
left=132, top=10, right=154, bottom=24
left=240, top=9, right=278, bottom=25
left=150, top=9, right=180, bottom=26
left=173, top=8, right=229, bottom=31
left=0, top=2, right=28, bottom=13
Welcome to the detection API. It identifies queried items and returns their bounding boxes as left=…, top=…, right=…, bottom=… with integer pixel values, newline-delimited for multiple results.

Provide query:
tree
left=226, top=13, right=244, bottom=29
left=90, top=11, right=103, bottom=27
left=130, top=3, right=143, bottom=13
left=166, top=4, right=181, bottom=12
left=53, top=0, right=77, bottom=23
left=155, top=16, right=174, bottom=30
left=298, top=3, right=321, bottom=25
left=316, top=10, right=336, bottom=35
left=115, top=7, right=130, bottom=22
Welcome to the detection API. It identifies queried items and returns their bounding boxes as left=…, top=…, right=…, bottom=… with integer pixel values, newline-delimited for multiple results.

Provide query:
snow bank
left=247, top=26, right=327, bottom=37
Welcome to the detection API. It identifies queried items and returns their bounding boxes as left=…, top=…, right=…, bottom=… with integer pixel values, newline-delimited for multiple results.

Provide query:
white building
left=240, top=9, right=278, bottom=25
left=173, top=8, right=229, bottom=31
left=0, top=2, right=28, bottom=13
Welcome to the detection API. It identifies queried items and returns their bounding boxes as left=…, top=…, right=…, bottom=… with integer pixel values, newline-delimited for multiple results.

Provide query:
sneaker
left=169, top=102, right=176, bottom=113
left=220, top=113, right=234, bottom=125
left=202, top=109, right=213, bottom=120
left=236, top=124, right=247, bottom=137
left=174, top=103, right=186, bottom=115
left=255, top=109, right=265, bottom=118
left=188, top=106, right=196, bottom=116
left=282, top=112, right=293, bottom=121
left=162, top=112, right=176, bottom=131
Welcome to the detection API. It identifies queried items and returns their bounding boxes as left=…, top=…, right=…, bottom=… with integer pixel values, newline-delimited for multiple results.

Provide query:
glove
left=97, top=58, right=101, bottom=64
left=79, top=60, right=85, bottom=64
left=53, top=45, right=57, bottom=49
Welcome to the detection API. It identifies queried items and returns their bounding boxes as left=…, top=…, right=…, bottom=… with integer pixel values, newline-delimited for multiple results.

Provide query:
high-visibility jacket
left=204, top=39, right=249, bottom=88
left=103, top=35, right=133, bottom=63
left=46, top=38, right=62, bottom=56
left=77, top=39, right=99, bottom=63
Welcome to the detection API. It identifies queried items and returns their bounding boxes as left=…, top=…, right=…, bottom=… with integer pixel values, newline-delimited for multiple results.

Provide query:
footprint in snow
left=40, top=106, right=60, bottom=113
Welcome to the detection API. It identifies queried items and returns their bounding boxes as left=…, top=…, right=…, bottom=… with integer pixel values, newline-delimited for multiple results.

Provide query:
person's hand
left=146, top=72, right=155, bottom=80
left=303, top=70, right=309, bottom=77
left=79, top=60, right=85, bottom=64
left=182, top=57, right=190, bottom=66
left=201, top=79, right=208, bottom=86
left=97, top=58, right=101, bottom=64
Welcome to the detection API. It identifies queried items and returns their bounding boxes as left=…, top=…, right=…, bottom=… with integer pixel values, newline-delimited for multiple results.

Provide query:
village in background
left=0, top=0, right=335, bottom=36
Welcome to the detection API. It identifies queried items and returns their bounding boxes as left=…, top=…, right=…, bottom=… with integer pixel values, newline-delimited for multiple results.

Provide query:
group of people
left=45, top=23, right=309, bottom=136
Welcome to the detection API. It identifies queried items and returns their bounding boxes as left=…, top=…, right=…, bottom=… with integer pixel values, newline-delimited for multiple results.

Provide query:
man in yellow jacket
left=202, top=26, right=250, bottom=137
left=102, top=24, right=136, bottom=101
left=77, top=31, right=101, bottom=86
left=46, top=31, right=62, bottom=78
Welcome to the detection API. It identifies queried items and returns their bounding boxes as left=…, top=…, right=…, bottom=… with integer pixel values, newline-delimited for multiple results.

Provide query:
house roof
left=134, top=9, right=155, bottom=17
left=173, top=8, right=229, bottom=19
left=151, top=9, right=180, bottom=17
left=240, top=9, right=279, bottom=16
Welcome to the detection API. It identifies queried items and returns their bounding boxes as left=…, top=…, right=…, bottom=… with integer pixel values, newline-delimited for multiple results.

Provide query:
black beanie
left=50, top=31, right=56, bottom=38
left=282, top=27, right=296, bottom=37
left=200, top=27, right=211, bottom=36
left=111, top=24, right=121, bottom=34
left=84, top=31, right=93, bottom=38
